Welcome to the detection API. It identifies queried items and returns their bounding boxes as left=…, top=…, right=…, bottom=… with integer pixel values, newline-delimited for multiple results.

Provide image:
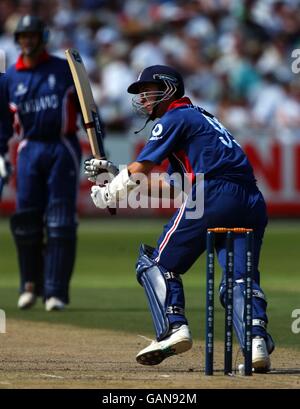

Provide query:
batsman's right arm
left=0, top=75, right=14, bottom=199
left=0, top=74, right=14, bottom=156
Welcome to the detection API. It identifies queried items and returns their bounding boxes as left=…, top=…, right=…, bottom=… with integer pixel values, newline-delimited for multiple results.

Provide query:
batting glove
left=91, top=185, right=113, bottom=208
left=90, top=168, right=138, bottom=208
left=84, top=158, right=119, bottom=182
left=0, top=154, right=12, bottom=183
left=0, top=154, right=10, bottom=179
left=0, top=154, right=12, bottom=200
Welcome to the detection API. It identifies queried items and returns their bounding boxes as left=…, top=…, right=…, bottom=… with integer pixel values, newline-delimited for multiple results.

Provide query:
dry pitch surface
left=0, top=319, right=299, bottom=389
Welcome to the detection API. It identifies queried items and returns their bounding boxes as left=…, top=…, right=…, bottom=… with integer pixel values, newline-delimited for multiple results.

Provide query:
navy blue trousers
left=15, top=137, right=81, bottom=302
left=154, top=179, right=269, bottom=338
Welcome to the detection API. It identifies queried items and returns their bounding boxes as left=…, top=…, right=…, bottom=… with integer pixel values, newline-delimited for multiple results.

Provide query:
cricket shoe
left=17, top=291, right=36, bottom=309
left=252, top=336, right=271, bottom=373
left=136, top=324, right=192, bottom=366
left=45, top=297, right=65, bottom=312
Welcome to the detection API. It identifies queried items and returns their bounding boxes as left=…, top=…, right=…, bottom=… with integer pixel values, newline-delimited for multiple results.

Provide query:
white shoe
left=252, top=336, right=271, bottom=373
left=18, top=292, right=37, bottom=309
left=136, top=324, right=192, bottom=366
left=45, top=297, right=65, bottom=312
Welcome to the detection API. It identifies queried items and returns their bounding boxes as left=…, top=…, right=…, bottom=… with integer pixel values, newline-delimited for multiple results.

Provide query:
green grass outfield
left=0, top=218, right=299, bottom=349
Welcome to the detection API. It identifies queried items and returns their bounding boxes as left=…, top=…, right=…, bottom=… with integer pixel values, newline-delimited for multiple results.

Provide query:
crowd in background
left=1, top=0, right=300, bottom=136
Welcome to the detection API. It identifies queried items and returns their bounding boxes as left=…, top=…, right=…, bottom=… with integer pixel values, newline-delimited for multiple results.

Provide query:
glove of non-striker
left=0, top=154, right=12, bottom=198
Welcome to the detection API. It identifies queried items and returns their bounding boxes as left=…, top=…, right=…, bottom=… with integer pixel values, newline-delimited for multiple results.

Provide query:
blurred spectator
left=251, top=73, right=286, bottom=126
left=0, top=0, right=298, bottom=135
left=275, top=78, right=300, bottom=128
left=0, top=14, right=19, bottom=68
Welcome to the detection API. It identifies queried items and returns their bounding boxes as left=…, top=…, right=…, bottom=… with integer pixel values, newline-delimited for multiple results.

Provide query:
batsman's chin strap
left=134, top=117, right=152, bottom=134
left=134, top=88, right=166, bottom=134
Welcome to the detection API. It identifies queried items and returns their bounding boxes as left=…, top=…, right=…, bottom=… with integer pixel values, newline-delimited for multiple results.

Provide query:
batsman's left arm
left=128, top=161, right=180, bottom=199
left=90, top=159, right=180, bottom=208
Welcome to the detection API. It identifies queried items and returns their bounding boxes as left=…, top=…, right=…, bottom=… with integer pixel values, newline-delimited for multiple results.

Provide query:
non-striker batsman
left=0, top=15, right=82, bottom=311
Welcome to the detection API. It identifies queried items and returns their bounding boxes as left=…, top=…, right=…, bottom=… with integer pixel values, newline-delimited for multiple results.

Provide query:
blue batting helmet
left=14, top=15, right=49, bottom=44
left=127, top=65, right=184, bottom=98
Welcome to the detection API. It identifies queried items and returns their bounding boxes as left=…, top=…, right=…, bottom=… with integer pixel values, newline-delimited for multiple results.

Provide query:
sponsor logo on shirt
left=149, top=123, right=163, bottom=140
left=18, top=94, right=59, bottom=114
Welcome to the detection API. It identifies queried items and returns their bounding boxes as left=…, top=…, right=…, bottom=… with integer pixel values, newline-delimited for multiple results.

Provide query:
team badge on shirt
left=15, top=83, right=28, bottom=96
left=48, top=74, right=56, bottom=90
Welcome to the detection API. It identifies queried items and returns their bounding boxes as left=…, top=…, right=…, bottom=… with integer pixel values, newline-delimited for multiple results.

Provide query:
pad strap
left=136, top=244, right=186, bottom=340
left=220, top=280, right=268, bottom=350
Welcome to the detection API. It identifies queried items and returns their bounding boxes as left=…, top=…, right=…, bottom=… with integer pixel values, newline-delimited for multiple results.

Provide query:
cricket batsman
left=0, top=15, right=82, bottom=311
left=85, top=64, right=275, bottom=372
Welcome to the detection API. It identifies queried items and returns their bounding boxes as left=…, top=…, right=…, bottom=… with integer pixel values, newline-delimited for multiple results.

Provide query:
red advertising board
left=1, top=137, right=300, bottom=217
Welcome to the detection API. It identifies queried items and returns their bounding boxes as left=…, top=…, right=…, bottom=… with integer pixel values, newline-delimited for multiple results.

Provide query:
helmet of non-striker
left=14, top=15, right=49, bottom=44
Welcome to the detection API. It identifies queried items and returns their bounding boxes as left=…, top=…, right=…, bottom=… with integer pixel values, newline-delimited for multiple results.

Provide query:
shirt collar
left=16, top=50, right=50, bottom=71
left=167, top=97, right=193, bottom=112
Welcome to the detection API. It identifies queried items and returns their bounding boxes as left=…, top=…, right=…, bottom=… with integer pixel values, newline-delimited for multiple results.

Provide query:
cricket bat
left=65, top=48, right=106, bottom=159
left=0, top=177, right=4, bottom=201
left=65, top=48, right=116, bottom=214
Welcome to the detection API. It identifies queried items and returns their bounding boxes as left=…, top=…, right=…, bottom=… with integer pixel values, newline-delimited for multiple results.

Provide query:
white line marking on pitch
left=40, top=374, right=64, bottom=379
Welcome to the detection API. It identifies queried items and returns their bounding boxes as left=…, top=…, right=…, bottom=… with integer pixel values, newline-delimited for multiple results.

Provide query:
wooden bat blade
left=65, top=48, right=116, bottom=215
left=65, top=48, right=106, bottom=159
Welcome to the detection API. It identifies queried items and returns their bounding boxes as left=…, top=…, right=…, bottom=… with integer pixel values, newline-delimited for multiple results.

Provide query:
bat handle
left=95, top=156, right=117, bottom=216
left=108, top=207, right=116, bottom=216
left=0, top=178, right=5, bottom=201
